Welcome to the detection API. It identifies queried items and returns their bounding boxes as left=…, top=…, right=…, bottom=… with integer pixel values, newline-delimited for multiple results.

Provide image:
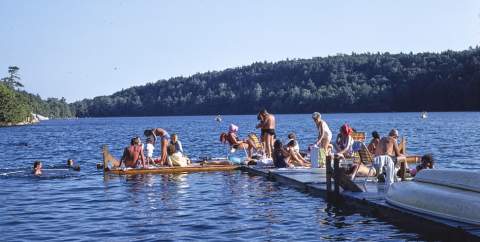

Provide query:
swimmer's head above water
left=33, top=161, right=42, bottom=175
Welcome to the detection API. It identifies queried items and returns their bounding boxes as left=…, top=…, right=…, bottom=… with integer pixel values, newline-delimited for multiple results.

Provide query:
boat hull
left=386, top=170, right=480, bottom=225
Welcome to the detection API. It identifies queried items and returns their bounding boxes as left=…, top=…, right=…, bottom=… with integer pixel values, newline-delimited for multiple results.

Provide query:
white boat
left=386, top=169, right=480, bottom=225
left=421, top=111, right=428, bottom=119
left=215, top=115, right=222, bottom=122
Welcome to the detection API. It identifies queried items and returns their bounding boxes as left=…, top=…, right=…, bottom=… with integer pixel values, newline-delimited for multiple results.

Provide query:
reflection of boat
left=386, top=169, right=480, bottom=225
left=421, top=111, right=428, bottom=119
left=102, top=145, right=238, bottom=175
left=215, top=115, right=222, bottom=122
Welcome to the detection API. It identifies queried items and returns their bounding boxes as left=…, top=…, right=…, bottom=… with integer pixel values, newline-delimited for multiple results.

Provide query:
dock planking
left=241, top=166, right=480, bottom=241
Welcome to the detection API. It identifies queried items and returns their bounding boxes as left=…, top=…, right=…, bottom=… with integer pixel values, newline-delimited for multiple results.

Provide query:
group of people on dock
left=119, top=128, right=190, bottom=168
left=115, top=109, right=434, bottom=181
left=223, top=109, right=434, bottom=180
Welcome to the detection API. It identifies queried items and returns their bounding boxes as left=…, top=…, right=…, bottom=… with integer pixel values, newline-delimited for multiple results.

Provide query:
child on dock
left=144, top=129, right=156, bottom=166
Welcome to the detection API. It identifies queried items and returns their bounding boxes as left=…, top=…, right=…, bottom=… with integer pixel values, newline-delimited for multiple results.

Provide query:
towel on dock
left=373, top=155, right=398, bottom=191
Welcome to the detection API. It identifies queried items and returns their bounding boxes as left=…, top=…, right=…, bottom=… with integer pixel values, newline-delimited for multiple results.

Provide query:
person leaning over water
left=120, top=137, right=146, bottom=168
left=152, top=128, right=170, bottom=166
left=256, top=109, right=276, bottom=158
left=312, top=112, right=332, bottom=152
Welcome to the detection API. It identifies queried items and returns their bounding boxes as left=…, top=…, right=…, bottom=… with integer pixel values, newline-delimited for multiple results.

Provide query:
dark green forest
left=0, top=66, right=73, bottom=124
left=71, top=48, right=480, bottom=117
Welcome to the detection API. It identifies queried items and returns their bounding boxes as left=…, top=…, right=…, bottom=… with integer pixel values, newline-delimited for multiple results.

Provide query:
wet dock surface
left=241, top=166, right=480, bottom=241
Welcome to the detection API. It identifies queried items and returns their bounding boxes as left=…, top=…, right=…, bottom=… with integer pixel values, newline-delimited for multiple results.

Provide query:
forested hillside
left=71, top=48, right=480, bottom=117
left=0, top=66, right=73, bottom=124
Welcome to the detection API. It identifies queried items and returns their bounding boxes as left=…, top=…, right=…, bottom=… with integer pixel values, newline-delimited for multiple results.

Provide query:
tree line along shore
left=0, top=66, right=72, bottom=126
left=71, top=47, right=480, bottom=116
left=1, top=47, right=479, bottom=124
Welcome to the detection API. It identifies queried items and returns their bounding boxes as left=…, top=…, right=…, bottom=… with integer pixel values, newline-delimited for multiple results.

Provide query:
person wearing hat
left=226, top=124, right=255, bottom=158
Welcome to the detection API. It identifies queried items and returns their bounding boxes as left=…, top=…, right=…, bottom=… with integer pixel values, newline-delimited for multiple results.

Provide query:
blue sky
left=1, top=0, right=479, bottom=102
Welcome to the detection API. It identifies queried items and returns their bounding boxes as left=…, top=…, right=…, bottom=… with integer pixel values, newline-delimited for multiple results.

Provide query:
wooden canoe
left=102, top=145, right=238, bottom=175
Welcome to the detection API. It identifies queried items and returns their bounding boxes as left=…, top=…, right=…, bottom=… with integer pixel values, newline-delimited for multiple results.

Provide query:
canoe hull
left=386, top=169, right=480, bottom=225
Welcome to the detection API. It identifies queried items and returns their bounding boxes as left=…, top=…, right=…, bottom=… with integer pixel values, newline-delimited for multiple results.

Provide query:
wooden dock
left=240, top=166, right=480, bottom=241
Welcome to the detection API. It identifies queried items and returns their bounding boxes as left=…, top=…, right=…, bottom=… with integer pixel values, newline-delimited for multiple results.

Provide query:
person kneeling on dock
left=120, top=137, right=146, bottom=168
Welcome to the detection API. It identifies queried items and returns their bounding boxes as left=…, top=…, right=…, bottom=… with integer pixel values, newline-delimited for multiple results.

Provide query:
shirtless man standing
left=256, top=109, right=275, bottom=158
left=152, top=128, right=170, bottom=166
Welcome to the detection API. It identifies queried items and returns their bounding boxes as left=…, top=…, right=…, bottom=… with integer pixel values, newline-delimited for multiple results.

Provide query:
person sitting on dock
left=144, top=129, right=156, bottom=166
left=334, top=123, right=354, bottom=159
left=33, top=160, right=42, bottom=175
left=373, top=129, right=407, bottom=181
left=272, top=140, right=290, bottom=168
left=169, top=133, right=191, bottom=165
left=152, top=128, right=170, bottom=166
left=286, top=140, right=307, bottom=166
left=223, top=124, right=255, bottom=158
left=367, top=131, right=380, bottom=154
left=287, top=133, right=300, bottom=153
left=272, top=140, right=306, bottom=168
left=410, top=154, right=435, bottom=176
left=120, top=137, right=146, bottom=168
left=375, top=129, right=406, bottom=163
left=167, top=143, right=189, bottom=167
left=170, top=133, right=184, bottom=154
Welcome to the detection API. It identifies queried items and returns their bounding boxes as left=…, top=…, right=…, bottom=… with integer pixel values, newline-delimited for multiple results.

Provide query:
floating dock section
left=240, top=165, right=480, bottom=241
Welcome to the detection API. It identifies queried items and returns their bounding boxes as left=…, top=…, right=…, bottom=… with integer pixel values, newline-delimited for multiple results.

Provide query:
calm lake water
left=0, top=112, right=479, bottom=241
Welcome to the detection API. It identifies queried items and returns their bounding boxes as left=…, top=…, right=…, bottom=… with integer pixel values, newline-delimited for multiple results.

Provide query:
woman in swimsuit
left=312, top=112, right=332, bottom=152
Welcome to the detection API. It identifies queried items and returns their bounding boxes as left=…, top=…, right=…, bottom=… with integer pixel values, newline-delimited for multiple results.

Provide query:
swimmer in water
left=67, top=159, right=81, bottom=171
left=33, top=161, right=42, bottom=175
